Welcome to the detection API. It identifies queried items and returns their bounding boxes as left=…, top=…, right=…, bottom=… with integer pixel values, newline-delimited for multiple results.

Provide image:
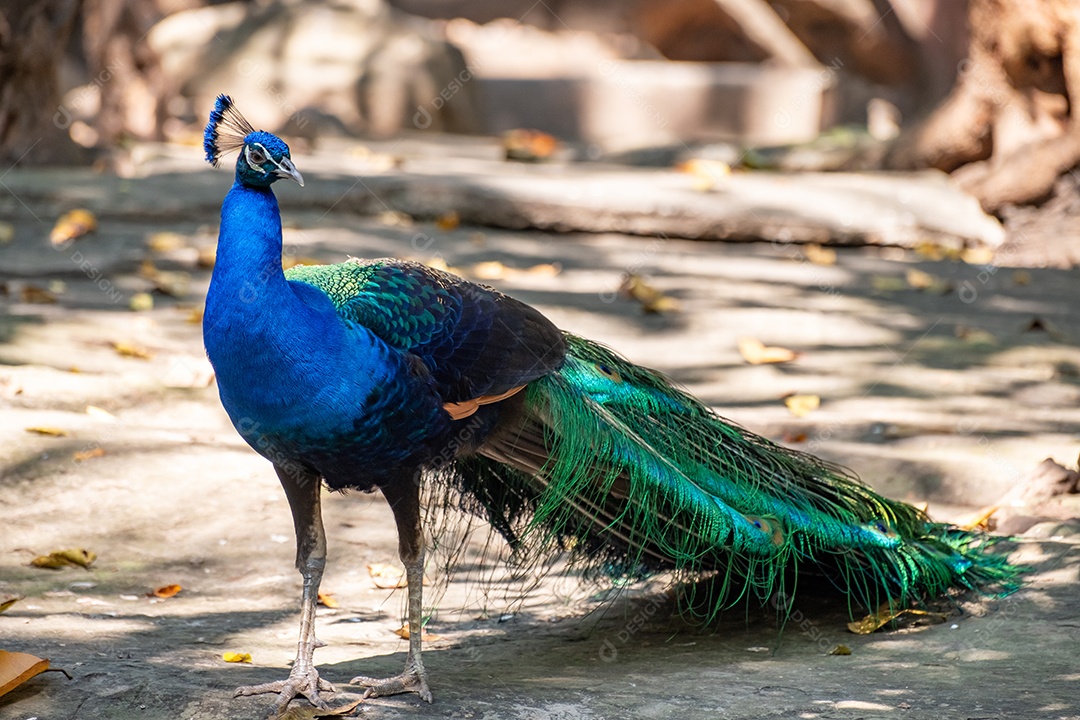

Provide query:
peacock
left=202, top=95, right=1021, bottom=717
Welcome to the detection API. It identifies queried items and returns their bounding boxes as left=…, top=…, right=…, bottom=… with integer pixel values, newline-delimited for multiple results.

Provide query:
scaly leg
left=235, top=464, right=335, bottom=716
left=350, top=474, right=433, bottom=703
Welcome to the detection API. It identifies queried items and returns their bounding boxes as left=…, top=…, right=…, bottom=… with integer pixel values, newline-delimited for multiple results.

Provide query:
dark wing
left=285, top=259, right=566, bottom=402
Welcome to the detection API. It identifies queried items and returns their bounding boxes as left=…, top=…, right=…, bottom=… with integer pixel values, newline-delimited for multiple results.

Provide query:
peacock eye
left=595, top=363, right=623, bottom=382
left=248, top=147, right=267, bottom=165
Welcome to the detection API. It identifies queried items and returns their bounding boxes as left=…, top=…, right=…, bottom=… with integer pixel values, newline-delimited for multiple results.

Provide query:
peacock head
left=203, top=94, right=304, bottom=189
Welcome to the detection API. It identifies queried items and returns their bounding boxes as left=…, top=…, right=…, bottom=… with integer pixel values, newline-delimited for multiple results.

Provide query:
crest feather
left=204, top=94, right=256, bottom=167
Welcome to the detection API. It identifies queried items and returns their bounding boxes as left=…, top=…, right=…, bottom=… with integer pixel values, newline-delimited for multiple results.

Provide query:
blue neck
left=208, top=182, right=287, bottom=311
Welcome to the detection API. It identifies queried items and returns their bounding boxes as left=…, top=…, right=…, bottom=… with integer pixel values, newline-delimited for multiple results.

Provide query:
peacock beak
left=275, top=157, right=304, bottom=187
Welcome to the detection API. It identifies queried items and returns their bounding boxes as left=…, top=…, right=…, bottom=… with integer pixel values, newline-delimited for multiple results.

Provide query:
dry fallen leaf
left=197, top=246, right=216, bottom=269
left=0, top=595, right=21, bottom=613
left=784, top=394, right=820, bottom=418
left=503, top=129, right=558, bottom=162
left=960, top=246, right=995, bottom=265
left=111, top=341, right=154, bottom=360
left=847, top=602, right=948, bottom=634
left=676, top=158, right=731, bottom=191
left=954, top=325, right=996, bottom=345
left=222, top=652, right=252, bottom=663
left=781, top=431, right=808, bottom=444
left=50, top=209, right=97, bottom=247
left=152, top=584, right=182, bottom=599
left=905, top=268, right=952, bottom=294
left=435, top=211, right=460, bottom=231
left=367, top=563, right=407, bottom=589
left=804, top=244, right=837, bottom=266
left=377, top=210, right=413, bottom=227
left=25, top=426, right=68, bottom=437
left=30, top=548, right=96, bottom=570
left=738, top=338, right=796, bottom=365
left=471, top=261, right=508, bottom=280
left=73, top=448, right=105, bottom=462
left=958, top=504, right=1000, bottom=531
left=278, top=697, right=366, bottom=720
left=146, top=232, right=187, bottom=252
left=85, top=405, right=115, bottom=420
left=1024, top=316, right=1068, bottom=342
left=139, top=260, right=191, bottom=297
left=392, top=622, right=439, bottom=642
left=129, top=292, right=154, bottom=312
left=871, top=275, right=908, bottom=293
left=317, top=591, right=339, bottom=608
left=1012, top=270, right=1031, bottom=286
left=827, top=644, right=852, bottom=656
left=20, top=285, right=57, bottom=304
left=0, top=222, right=14, bottom=245
left=0, top=650, right=50, bottom=697
left=619, top=274, right=680, bottom=314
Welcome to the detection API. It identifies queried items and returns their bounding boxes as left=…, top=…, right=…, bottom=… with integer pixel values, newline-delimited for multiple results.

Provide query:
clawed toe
left=235, top=669, right=335, bottom=717
left=350, top=670, right=432, bottom=703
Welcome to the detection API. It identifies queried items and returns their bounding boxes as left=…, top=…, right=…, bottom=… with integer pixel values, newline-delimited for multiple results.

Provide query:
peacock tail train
left=430, top=333, right=1023, bottom=618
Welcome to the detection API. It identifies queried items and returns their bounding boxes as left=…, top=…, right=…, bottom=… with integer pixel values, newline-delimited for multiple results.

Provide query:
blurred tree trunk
left=885, top=0, right=1080, bottom=213
left=0, top=0, right=171, bottom=166
left=0, top=0, right=83, bottom=166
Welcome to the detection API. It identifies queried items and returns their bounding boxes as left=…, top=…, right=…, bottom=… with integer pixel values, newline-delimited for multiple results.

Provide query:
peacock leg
left=350, top=474, right=433, bottom=703
left=235, top=464, right=334, bottom=715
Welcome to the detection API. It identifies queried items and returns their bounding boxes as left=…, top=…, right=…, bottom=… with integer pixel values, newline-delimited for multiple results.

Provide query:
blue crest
left=204, top=94, right=256, bottom=167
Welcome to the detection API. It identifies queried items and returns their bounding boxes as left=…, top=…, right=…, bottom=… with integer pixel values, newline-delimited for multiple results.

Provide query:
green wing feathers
left=465, top=334, right=1021, bottom=615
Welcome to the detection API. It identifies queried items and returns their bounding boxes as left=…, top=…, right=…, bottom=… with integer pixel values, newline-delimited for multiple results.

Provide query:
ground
left=1, top=142, right=1079, bottom=720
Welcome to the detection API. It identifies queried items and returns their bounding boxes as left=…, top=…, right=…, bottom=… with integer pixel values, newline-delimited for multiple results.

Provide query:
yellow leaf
left=367, top=563, right=407, bottom=589
left=30, top=548, right=96, bottom=570
left=129, top=292, right=154, bottom=312
left=471, top=261, right=507, bottom=280
left=847, top=602, right=948, bottom=634
left=50, top=209, right=97, bottom=246
left=391, top=623, right=439, bottom=642
left=619, top=274, right=681, bottom=314
left=827, top=644, right=852, bottom=655
left=958, top=504, right=1000, bottom=531
left=25, top=426, right=68, bottom=437
left=111, top=341, right=154, bottom=360
left=0, top=650, right=50, bottom=698
left=960, top=246, right=994, bottom=265
left=435, top=211, right=460, bottom=231
left=905, top=268, right=952, bottom=294
left=152, top=584, right=182, bottom=599
left=676, top=158, right=730, bottom=191
left=73, top=448, right=105, bottom=462
left=222, top=652, right=252, bottom=663
left=804, top=244, right=837, bottom=266
left=0, top=596, right=21, bottom=613
left=525, top=263, right=561, bottom=277
left=784, top=394, right=820, bottom=417
left=737, top=338, right=796, bottom=365
left=317, top=591, right=339, bottom=608
left=147, top=232, right=187, bottom=252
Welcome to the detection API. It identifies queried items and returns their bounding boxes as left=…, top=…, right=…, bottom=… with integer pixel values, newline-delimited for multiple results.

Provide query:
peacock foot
left=235, top=666, right=335, bottom=717
left=350, top=667, right=432, bottom=703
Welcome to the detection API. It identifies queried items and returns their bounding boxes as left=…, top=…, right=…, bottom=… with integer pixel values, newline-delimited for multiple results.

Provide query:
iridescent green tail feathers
left=450, top=334, right=1022, bottom=615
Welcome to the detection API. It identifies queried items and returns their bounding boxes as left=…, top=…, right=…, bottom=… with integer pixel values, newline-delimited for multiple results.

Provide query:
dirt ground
left=2, top=145, right=1080, bottom=720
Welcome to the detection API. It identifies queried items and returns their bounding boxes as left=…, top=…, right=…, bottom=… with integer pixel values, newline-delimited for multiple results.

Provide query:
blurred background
left=3, top=0, right=1079, bottom=222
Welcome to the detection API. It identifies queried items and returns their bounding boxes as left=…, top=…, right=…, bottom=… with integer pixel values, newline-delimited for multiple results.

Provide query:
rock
left=147, top=0, right=480, bottom=138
